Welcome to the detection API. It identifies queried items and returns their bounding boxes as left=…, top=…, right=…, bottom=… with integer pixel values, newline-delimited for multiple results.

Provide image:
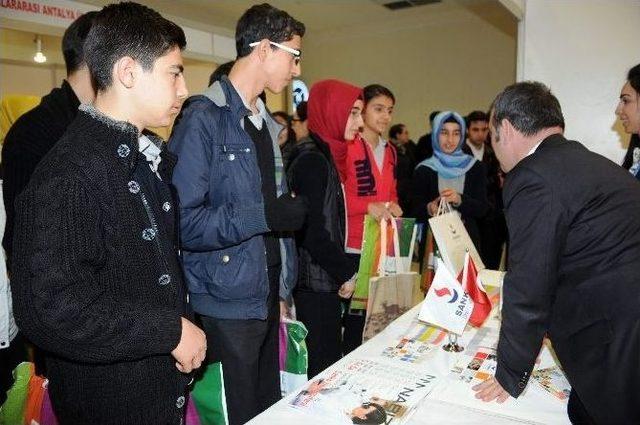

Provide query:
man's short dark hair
left=272, top=111, right=290, bottom=124
left=84, top=2, right=186, bottom=91
left=466, top=110, right=489, bottom=127
left=208, top=60, right=235, bottom=86
left=628, top=63, right=640, bottom=94
left=62, top=11, right=98, bottom=75
left=389, top=124, right=405, bottom=140
left=235, top=3, right=305, bottom=58
left=352, top=403, right=387, bottom=424
left=363, top=84, right=395, bottom=105
left=491, top=81, right=565, bottom=136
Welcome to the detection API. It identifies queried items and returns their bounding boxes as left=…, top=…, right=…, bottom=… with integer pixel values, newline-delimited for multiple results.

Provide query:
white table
left=249, top=301, right=570, bottom=425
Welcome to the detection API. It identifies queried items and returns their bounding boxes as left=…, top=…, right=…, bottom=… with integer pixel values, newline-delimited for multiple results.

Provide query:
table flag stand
left=442, top=331, right=464, bottom=352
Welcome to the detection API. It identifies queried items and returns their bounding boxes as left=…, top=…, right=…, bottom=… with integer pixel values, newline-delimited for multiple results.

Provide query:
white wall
left=518, top=0, right=640, bottom=162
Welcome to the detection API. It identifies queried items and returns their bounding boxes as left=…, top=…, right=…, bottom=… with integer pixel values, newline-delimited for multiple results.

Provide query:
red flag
left=457, top=253, right=492, bottom=327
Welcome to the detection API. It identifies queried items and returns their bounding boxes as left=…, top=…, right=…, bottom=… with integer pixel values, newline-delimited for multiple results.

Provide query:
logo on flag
left=434, top=287, right=459, bottom=304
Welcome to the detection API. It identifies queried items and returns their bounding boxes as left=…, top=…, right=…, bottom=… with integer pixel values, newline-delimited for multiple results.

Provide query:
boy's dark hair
left=363, top=84, right=395, bottom=105
left=491, top=81, right=565, bottom=136
left=84, top=2, right=186, bottom=91
left=389, top=124, right=405, bottom=140
left=628, top=63, right=640, bottom=94
left=466, top=110, right=489, bottom=127
left=295, top=101, right=308, bottom=121
left=272, top=111, right=290, bottom=124
left=235, top=3, right=305, bottom=58
left=62, top=11, right=98, bottom=75
left=208, top=60, right=235, bottom=86
left=351, top=403, right=387, bottom=424
left=429, top=110, right=440, bottom=125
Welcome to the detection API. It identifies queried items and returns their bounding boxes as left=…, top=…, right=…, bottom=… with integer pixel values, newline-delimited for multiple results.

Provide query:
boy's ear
left=114, top=56, right=139, bottom=89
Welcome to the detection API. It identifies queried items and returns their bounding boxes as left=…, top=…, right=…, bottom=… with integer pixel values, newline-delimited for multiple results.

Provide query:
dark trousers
left=293, top=290, right=342, bottom=379
left=200, top=267, right=281, bottom=425
left=568, top=389, right=595, bottom=425
left=342, top=305, right=365, bottom=355
left=341, top=253, right=364, bottom=355
left=0, top=332, right=28, bottom=405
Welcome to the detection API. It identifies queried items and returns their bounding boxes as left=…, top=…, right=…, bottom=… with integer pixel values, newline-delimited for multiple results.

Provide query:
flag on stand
left=418, top=259, right=474, bottom=335
left=458, top=253, right=492, bottom=327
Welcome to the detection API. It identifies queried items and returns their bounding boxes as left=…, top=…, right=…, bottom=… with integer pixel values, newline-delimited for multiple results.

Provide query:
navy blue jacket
left=169, top=76, right=297, bottom=320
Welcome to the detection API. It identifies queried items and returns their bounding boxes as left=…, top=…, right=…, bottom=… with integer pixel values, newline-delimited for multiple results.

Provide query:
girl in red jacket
left=342, top=84, right=402, bottom=354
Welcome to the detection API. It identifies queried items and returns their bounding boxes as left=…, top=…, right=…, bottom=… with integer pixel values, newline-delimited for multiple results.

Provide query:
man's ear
left=500, top=118, right=515, bottom=140
left=255, top=39, right=271, bottom=62
left=114, top=56, right=139, bottom=89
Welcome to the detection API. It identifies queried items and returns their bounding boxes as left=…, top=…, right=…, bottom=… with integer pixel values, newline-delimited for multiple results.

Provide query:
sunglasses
left=249, top=40, right=302, bottom=66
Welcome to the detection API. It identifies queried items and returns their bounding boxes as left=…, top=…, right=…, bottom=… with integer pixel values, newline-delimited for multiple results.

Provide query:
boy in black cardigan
left=11, top=3, right=206, bottom=424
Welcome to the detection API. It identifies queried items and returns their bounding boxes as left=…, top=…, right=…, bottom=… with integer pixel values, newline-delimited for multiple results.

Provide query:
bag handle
left=408, top=224, right=418, bottom=267
left=436, top=198, right=453, bottom=216
left=378, top=218, right=404, bottom=276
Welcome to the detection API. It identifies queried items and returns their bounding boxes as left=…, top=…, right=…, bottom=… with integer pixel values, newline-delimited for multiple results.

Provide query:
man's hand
left=367, top=202, right=392, bottom=221
left=472, top=376, right=511, bottom=403
left=427, top=197, right=440, bottom=216
left=338, top=280, right=356, bottom=299
left=265, top=192, right=308, bottom=232
left=280, top=300, right=291, bottom=320
left=171, top=317, right=207, bottom=373
left=386, top=201, right=403, bottom=217
left=440, top=189, right=461, bottom=206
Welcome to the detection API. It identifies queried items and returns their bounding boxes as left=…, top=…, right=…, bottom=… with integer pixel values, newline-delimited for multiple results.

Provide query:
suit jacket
left=497, top=134, right=640, bottom=424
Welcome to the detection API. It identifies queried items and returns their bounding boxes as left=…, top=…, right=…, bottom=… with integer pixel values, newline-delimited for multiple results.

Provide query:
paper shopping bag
left=428, top=200, right=484, bottom=276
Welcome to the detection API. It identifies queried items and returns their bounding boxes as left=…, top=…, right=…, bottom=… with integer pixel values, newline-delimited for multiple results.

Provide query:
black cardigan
left=11, top=106, right=190, bottom=424
left=410, top=160, right=488, bottom=247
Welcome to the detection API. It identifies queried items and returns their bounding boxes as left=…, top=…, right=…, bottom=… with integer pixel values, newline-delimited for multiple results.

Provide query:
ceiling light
left=34, top=35, right=47, bottom=63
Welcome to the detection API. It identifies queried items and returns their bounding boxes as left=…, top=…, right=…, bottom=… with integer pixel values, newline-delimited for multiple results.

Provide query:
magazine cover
left=289, top=358, right=437, bottom=424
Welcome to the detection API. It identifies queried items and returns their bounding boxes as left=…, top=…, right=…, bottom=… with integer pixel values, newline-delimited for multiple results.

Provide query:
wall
left=0, top=27, right=218, bottom=96
left=300, top=4, right=517, bottom=140
left=519, top=0, right=640, bottom=162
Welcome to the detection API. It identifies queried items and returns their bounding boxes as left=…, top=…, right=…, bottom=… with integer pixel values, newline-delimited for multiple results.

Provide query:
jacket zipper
left=139, top=190, right=170, bottom=278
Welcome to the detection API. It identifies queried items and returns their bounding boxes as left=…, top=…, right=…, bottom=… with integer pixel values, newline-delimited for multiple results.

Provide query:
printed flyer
left=289, top=358, right=437, bottom=424
left=532, top=367, right=571, bottom=402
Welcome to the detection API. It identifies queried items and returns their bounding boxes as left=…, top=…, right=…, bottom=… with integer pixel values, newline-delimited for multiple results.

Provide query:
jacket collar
left=202, top=76, right=251, bottom=118
left=536, top=133, right=566, bottom=150
left=201, top=76, right=284, bottom=149
left=78, top=104, right=140, bottom=173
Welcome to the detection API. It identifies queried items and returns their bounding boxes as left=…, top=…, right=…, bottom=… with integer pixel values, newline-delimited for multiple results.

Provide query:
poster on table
left=289, top=358, right=438, bottom=424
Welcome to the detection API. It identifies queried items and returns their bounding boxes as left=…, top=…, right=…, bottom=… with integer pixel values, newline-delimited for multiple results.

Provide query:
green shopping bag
left=0, top=362, right=32, bottom=425
left=279, top=319, right=308, bottom=395
left=351, top=216, right=381, bottom=310
left=191, top=362, right=228, bottom=425
left=352, top=216, right=417, bottom=310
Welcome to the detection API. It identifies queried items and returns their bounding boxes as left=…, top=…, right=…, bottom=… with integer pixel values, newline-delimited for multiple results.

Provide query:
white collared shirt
left=373, top=136, right=388, bottom=172
left=526, top=140, right=544, bottom=157
left=466, top=141, right=485, bottom=161
left=235, top=87, right=268, bottom=130
left=138, top=134, right=163, bottom=179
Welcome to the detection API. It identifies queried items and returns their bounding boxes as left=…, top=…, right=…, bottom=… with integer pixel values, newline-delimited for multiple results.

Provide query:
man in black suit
left=473, top=81, right=640, bottom=425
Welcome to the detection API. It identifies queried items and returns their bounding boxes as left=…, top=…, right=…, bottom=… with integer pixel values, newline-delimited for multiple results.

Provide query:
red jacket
left=344, top=137, right=398, bottom=251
